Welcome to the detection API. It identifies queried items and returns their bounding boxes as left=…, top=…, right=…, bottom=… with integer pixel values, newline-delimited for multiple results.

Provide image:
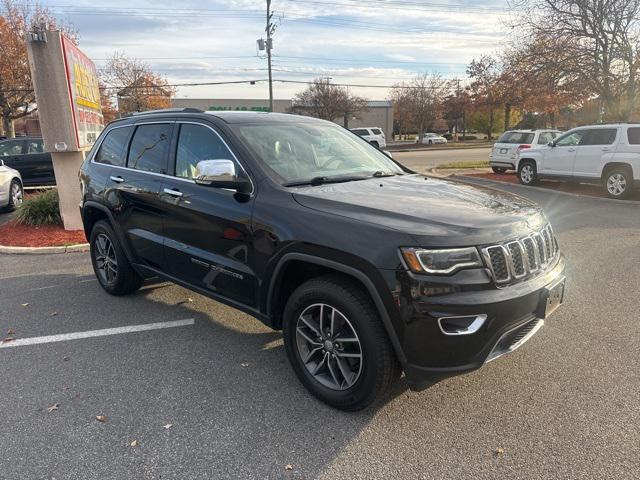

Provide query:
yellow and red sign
left=61, top=35, right=104, bottom=149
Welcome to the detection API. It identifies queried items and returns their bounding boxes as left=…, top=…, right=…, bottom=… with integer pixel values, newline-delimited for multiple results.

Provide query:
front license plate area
left=538, top=278, right=565, bottom=319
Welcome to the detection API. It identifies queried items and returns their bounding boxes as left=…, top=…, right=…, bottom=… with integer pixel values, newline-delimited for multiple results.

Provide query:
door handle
left=110, top=175, right=124, bottom=183
left=601, top=147, right=611, bottom=151
left=568, top=148, right=576, bottom=152
left=163, top=188, right=183, bottom=197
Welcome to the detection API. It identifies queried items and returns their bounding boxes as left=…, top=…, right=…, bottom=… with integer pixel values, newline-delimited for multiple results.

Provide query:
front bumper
left=396, top=255, right=566, bottom=390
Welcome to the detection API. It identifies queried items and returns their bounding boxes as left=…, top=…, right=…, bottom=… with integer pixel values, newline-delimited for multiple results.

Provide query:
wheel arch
left=82, top=201, right=136, bottom=263
left=266, top=252, right=408, bottom=366
left=601, top=161, right=634, bottom=181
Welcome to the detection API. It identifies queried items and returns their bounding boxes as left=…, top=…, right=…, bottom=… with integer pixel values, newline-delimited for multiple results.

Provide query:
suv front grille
left=482, top=225, right=558, bottom=286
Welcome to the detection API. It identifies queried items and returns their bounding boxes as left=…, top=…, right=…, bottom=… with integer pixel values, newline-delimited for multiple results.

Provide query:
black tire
left=491, top=166, right=507, bottom=174
left=89, top=220, right=143, bottom=296
left=1, top=179, right=23, bottom=213
left=602, top=167, right=633, bottom=199
left=282, top=275, right=400, bottom=411
left=518, top=160, right=539, bottom=185
left=428, top=140, right=433, bottom=145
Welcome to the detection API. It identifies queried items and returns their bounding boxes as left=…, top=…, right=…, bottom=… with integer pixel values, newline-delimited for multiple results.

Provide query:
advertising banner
left=61, top=35, right=104, bottom=149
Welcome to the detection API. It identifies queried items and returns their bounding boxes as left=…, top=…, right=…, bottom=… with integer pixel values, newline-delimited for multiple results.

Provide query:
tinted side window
left=351, top=129, right=368, bottom=136
left=627, top=127, right=640, bottom=144
left=371, top=128, right=382, bottom=135
left=127, top=124, right=172, bottom=173
left=94, top=127, right=132, bottom=166
left=27, top=139, right=44, bottom=153
left=581, top=128, right=617, bottom=145
left=537, top=132, right=553, bottom=144
left=0, top=140, right=23, bottom=156
left=175, top=124, right=235, bottom=179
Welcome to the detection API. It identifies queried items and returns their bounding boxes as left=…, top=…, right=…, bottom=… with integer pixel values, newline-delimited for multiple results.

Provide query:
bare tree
left=0, top=0, right=75, bottom=137
left=291, top=78, right=368, bottom=126
left=388, top=83, right=415, bottom=139
left=402, top=73, right=449, bottom=143
left=513, top=0, right=640, bottom=121
left=101, top=52, right=175, bottom=114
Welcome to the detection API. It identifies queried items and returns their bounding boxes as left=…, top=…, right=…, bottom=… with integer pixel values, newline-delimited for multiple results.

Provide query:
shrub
left=14, top=189, right=62, bottom=226
left=460, top=135, right=478, bottom=141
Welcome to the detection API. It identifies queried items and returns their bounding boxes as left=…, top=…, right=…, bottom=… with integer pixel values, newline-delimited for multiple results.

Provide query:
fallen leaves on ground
left=241, top=363, right=249, bottom=367
left=2, top=337, right=13, bottom=343
left=51, top=312, right=58, bottom=316
left=130, top=440, right=139, bottom=448
left=21, top=303, right=29, bottom=307
left=284, top=464, right=293, bottom=471
left=63, top=356, right=69, bottom=361
left=47, top=403, right=59, bottom=413
left=95, top=415, right=107, bottom=423
left=7, top=329, right=15, bottom=335
left=495, top=447, right=505, bottom=455
left=163, top=424, right=173, bottom=429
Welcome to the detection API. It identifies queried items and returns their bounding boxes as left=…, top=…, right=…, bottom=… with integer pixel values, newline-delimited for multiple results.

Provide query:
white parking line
left=0, top=319, right=195, bottom=349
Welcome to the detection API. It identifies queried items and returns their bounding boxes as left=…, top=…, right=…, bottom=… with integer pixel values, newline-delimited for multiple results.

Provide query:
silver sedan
left=0, top=159, right=23, bottom=212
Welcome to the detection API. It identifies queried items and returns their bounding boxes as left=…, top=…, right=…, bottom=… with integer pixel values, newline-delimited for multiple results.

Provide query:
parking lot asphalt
left=1, top=181, right=639, bottom=480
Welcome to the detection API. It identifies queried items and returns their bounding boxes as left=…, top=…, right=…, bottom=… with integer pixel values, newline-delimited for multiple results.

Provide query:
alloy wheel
left=520, top=165, right=534, bottom=183
left=11, top=182, right=23, bottom=208
left=606, top=173, right=627, bottom=197
left=295, top=303, right=363, bottom=390
left=94, top=233, right=118, bottom=284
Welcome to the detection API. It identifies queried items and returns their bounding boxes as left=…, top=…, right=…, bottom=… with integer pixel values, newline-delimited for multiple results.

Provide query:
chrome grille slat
left=482, top=225, right=559, bottom=286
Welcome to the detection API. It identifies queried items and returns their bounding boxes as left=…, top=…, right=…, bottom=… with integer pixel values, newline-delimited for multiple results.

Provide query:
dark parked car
left=79, top=109, right=566, bottom=410
left=0, top=137, right=55, bottom=186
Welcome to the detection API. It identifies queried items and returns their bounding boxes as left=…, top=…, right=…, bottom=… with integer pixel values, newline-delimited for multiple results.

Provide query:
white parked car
left=350, top=127, right=386, bottom=148
left=516, top=123, right=640, bottom=199
left=417, top=132, right=447, bottom=145
left=0, top=159, right=23, bottom=212
left=490, top=129, right=561, bottom=173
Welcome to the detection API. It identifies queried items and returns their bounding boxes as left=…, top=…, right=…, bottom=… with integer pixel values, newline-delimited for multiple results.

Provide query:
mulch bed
left=0, top=222, right=87, bottom=247
left=464, top=172, right=640, bottom=201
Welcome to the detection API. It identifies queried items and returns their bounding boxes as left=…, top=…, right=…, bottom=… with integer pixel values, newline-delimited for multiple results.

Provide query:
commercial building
left=171, top=98, right=394, bottom=138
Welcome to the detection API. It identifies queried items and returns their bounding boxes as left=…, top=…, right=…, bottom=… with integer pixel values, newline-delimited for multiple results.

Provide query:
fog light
left=437, top=314, right=487, bottom=336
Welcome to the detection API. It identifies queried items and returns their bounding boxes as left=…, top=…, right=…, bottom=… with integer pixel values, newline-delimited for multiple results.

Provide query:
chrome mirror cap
left=194, top=159, right=237, bottom=185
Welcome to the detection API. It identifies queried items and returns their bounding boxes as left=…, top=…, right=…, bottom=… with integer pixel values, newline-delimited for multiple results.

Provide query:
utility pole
left=266, top=0, right=275, bottom=112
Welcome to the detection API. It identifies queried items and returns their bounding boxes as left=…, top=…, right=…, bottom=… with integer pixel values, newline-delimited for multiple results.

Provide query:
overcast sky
left=41, top=0, right=514, bottom=100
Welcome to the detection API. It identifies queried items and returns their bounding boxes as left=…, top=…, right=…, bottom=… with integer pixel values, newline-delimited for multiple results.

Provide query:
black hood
left=291, top=174, right=547, bottom=246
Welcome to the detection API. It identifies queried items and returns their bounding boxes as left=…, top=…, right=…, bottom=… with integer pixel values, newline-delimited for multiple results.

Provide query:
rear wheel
left=90, top=220, right=142, bottom=295
left=518, top=161, right=538, bottom=185
left=491, top=167, right=507, bottom=174
left=282, top=275, right=400, bottom=411
left=603, top=168, right=633, bottom=199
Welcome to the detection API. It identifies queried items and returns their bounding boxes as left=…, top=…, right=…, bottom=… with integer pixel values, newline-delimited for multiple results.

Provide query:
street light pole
left=266, top=0, right=274, bottom=112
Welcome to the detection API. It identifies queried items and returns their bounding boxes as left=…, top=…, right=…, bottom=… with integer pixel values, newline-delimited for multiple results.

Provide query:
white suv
left=516, top=124, right=640, bottom=199
left=350, top=127, right=386, bottom=148
left=490, top=129, right=561, bottom=173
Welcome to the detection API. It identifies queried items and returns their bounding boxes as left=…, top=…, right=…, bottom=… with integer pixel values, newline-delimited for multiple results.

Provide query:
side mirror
left=194, top=159, right=251, bottom=193
left=548, top=141, right=556, bottom=147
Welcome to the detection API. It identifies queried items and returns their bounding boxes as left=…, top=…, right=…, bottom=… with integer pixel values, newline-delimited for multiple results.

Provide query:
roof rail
left=120, top=108, right=203, bottom=118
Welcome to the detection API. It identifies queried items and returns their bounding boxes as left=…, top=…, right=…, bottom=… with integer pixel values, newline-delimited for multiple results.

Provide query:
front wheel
left=518, top=161, right=538, bottom=185
left=282, top=275, right=400, bottom=411
left=603, top=169, right=633, bottom=199
left=1, top=179, right=23, bottom=212
left=90, top=220, right=143, bottom=295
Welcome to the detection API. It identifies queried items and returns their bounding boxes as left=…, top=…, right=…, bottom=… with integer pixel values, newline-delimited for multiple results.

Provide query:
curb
left=450, top=174, right=640, bottom=206
left=0, top=243, right=89, bottom=255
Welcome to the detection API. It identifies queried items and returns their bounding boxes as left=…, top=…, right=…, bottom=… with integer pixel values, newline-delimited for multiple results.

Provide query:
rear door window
left=127, top=123, right=173, bottom=174
left=27, top=139, right=44, bottom=153
left=94, top=127, right=132, bottom=167
left=351, top=129, right=368, bottom=136
left=580, top=128, right=617, bottom=145
left=626, top=127, right=640, bottom=144
left=371, top=128, right=383, bottom=135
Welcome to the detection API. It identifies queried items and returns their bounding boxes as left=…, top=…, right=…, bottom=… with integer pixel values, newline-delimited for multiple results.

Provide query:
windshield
left=235, top=122, right=403, bottom=185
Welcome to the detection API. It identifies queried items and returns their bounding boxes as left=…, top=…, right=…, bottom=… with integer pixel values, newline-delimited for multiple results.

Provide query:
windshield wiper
left=372, top=170, right=398, bottom=178
left=284, top=175, right=368, bottom=187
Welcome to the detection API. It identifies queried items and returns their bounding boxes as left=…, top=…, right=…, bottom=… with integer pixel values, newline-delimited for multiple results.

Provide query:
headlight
left=401, top=247, right=482, bottom=275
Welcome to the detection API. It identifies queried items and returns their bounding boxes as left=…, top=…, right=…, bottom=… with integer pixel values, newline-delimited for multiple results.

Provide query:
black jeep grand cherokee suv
left=79, top=109, right=566, bottom=410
